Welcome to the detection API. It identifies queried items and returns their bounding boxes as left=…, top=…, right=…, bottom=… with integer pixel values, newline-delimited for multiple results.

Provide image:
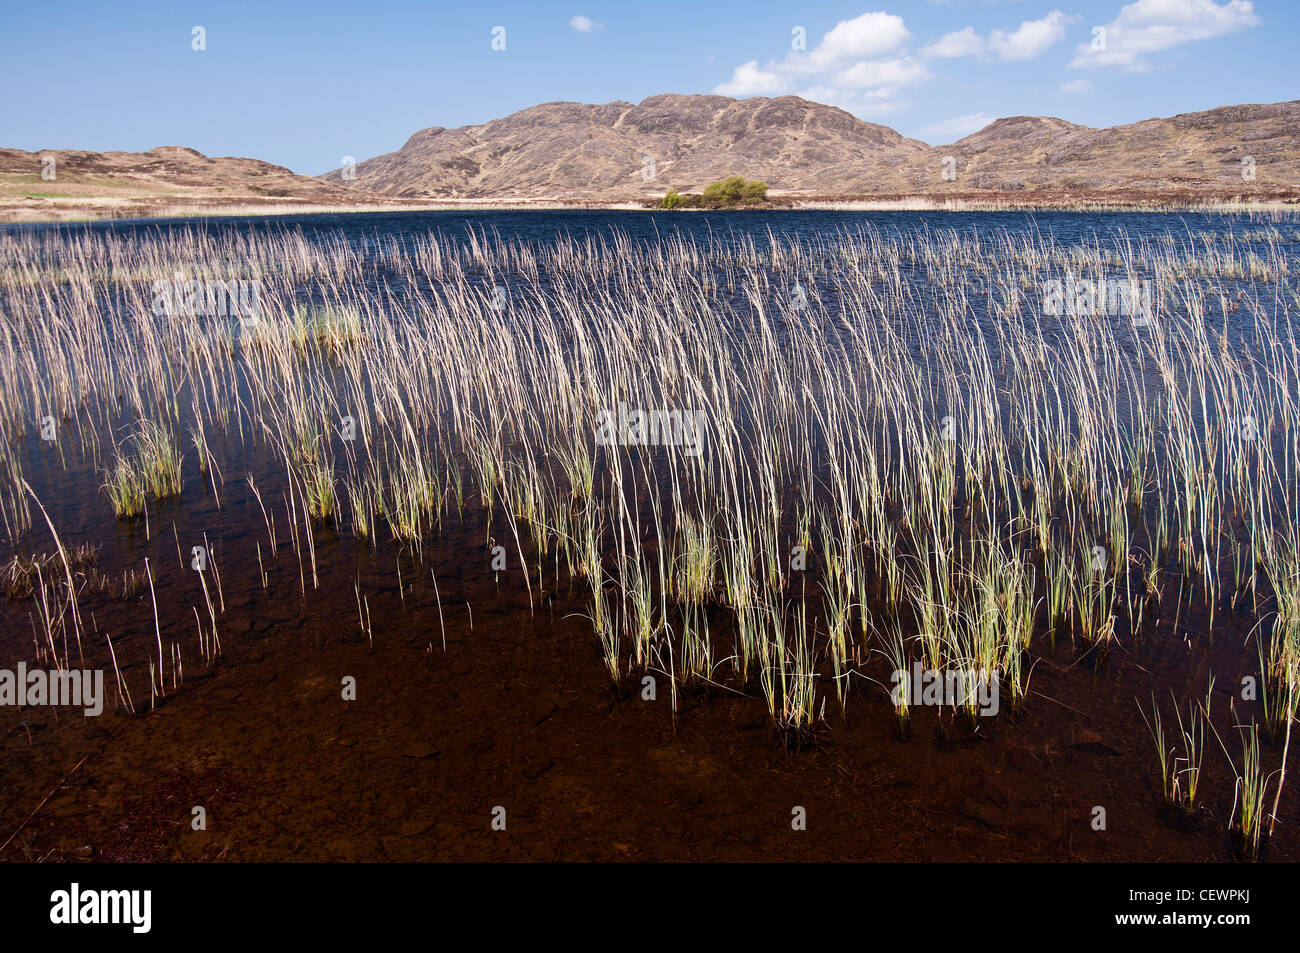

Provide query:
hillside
left=5, top=97, right=1297, bottom=221
left=325, top=95, right=1300, bottom=204
left=0, top=145, right=407, bottom=222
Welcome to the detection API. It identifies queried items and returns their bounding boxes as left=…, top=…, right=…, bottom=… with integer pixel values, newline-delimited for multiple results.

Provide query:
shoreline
left=3, top=195, right=1298, bottom=226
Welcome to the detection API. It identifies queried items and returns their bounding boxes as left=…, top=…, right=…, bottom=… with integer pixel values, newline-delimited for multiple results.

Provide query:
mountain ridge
left=4, top=95, right=1297, bottom=221
left=0, top=144, right=406, bottom=222
left=321, top=94, right=1300, bottom=202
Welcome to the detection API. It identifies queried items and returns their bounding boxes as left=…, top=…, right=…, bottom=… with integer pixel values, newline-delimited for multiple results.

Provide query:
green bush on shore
left=660, top=189, right=687, bottom=209
left=658, top=177, right=769, bottom=209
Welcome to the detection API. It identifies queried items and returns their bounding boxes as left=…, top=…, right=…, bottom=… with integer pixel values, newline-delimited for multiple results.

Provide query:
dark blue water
left=8, top=207, right=1298, bottom=252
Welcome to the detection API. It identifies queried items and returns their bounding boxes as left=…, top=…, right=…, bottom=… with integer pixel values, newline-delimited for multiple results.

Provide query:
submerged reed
left=0, top=218, right=1296, bottom=776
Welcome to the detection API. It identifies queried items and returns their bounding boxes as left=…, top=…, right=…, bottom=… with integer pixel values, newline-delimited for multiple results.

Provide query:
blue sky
left=2, top=1, right=1292, bottom=174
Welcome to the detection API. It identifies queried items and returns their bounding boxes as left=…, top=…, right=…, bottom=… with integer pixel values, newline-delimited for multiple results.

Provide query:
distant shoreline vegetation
left=659, top=177, right=769, bottom=210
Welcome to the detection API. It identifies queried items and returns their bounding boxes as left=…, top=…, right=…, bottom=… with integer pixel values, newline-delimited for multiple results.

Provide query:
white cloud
left=1058, top=78, right=1093, bottom=94
left=920, top=11, right=1074, bottom=62
left=808, top=11, right=911, bottom=67
left=569, top=15, right=601, bottom=33
left=989, top=10, right=1076, bottom=60
left=916, top=112, right=996, bottom=141
left=1070, top=0, right=1260, bottom=69
left=833, top=57, right=931, bottom=90
left=921, top=27, right=985, bottom=59
left=713, top=11, right=929, bottom=115
left=715, top=60, right=788, bottom=96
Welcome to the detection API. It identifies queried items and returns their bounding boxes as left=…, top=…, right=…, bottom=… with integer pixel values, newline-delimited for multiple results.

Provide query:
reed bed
left=0, top=218, right=1297, bottom=792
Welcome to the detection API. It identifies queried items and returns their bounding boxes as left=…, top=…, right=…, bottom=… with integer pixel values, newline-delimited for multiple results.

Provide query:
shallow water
left=1, top=210, right=1297, bottom=861
left=10, top=205, right=1296, bottom=245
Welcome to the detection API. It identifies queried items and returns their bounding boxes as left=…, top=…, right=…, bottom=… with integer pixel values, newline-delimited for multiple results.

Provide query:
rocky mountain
left=934, top=101, right=1299, bottom=195
left=322, top=94, right=930, bottom=199
left=325, top=94, right=1300, bottom=203
left=0, top=145, right=400, bottom=222
left=6, top=97, right=1295, bottom=221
